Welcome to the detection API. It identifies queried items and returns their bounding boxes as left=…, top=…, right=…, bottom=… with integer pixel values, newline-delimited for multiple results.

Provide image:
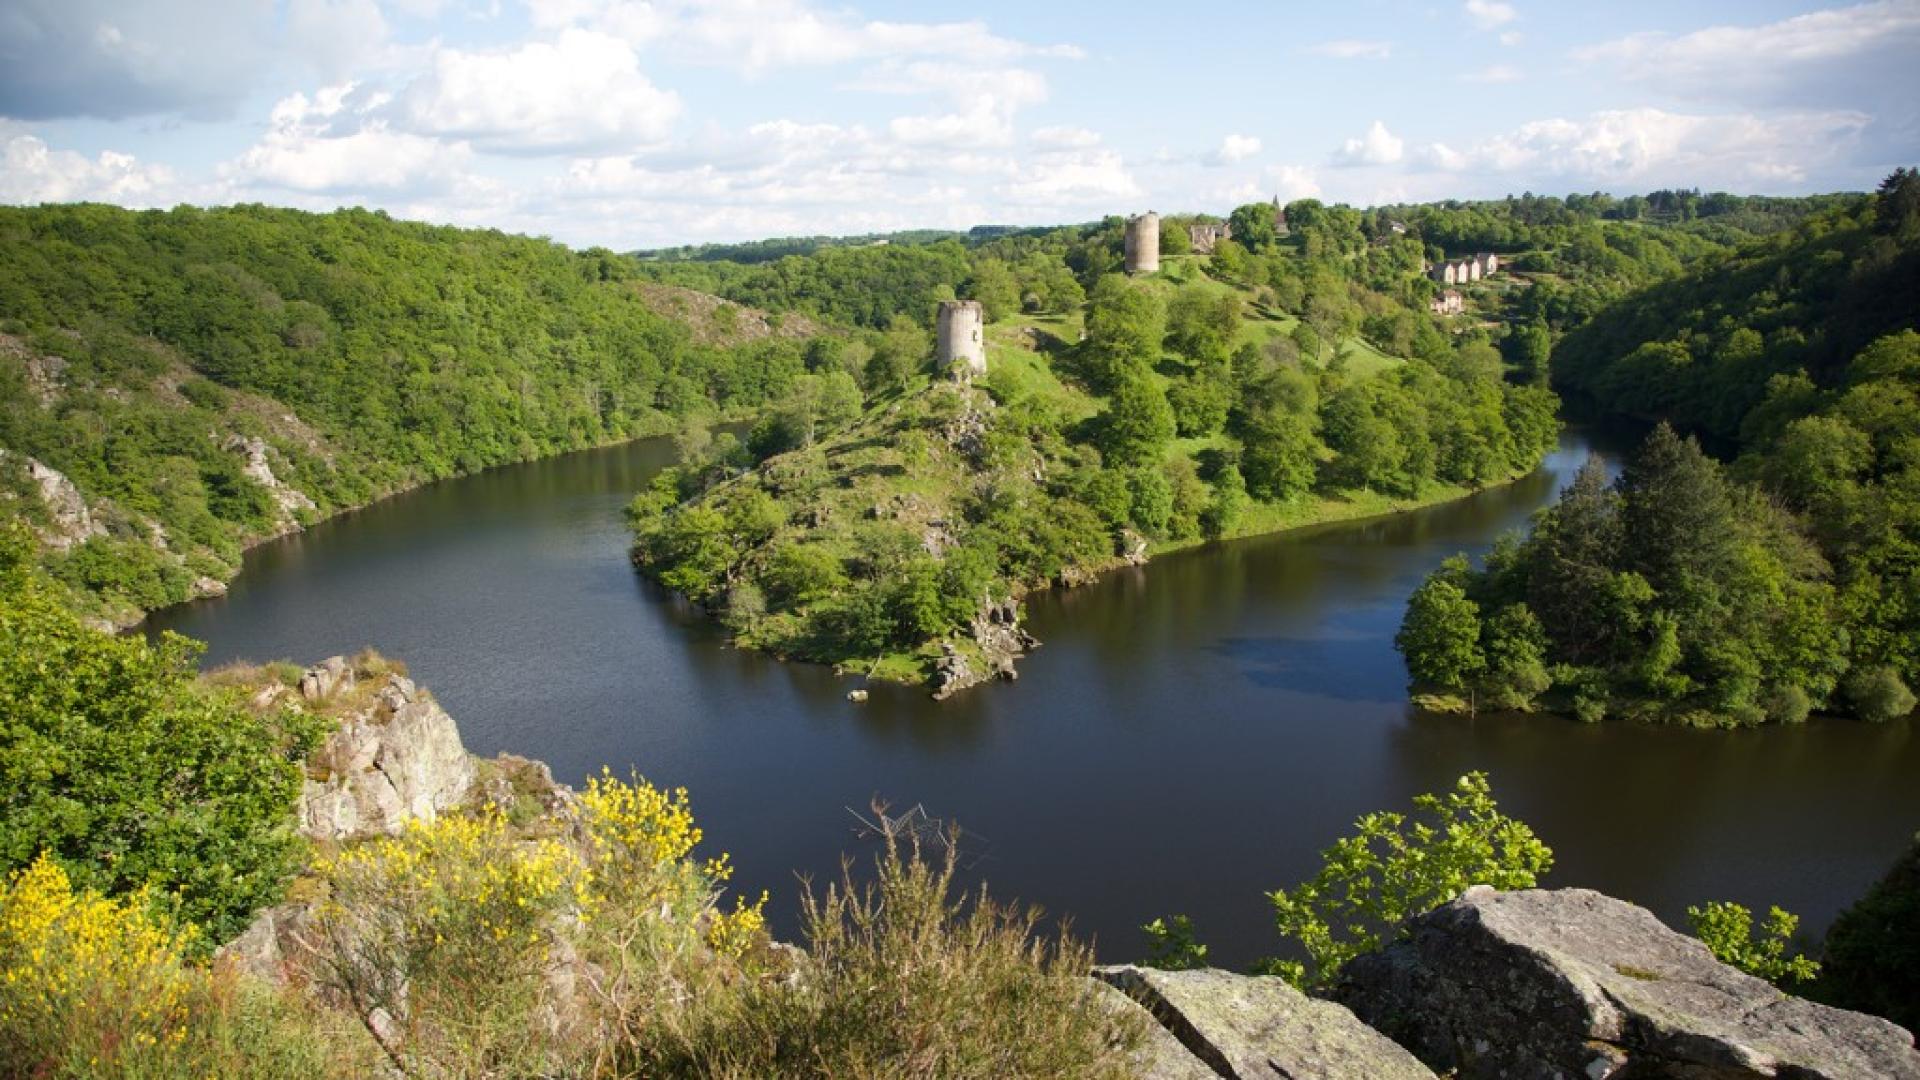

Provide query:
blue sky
left=2, top=0, right=1916, bottom=248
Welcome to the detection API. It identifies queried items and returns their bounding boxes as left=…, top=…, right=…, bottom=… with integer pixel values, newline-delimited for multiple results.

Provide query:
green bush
left=0, top=528, right=322, bottom=943
left=1263, top=772, right=1553, bottom=988
left=1815, top=833, right=1920, bottom=1031
left=1844, top=665, right=1917, bottom=723
left=1686, top=901, right=1819, bottom=988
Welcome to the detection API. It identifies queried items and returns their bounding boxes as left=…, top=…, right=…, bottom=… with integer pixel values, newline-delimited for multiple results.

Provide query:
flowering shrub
left=581, top=769, right=766, bottom=951
left=0, top=854, right=196, bottom=1069
left=705, top=891, right=771, bottom=959
left=308, top=811, right=587, bottom=1076
left=0, top=535, right=323, bottom=944
left=583, top=770, right=730, bottom=885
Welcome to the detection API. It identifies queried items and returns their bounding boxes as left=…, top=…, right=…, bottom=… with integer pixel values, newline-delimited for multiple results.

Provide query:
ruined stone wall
left=1189, top=221, right=1230, bottom=255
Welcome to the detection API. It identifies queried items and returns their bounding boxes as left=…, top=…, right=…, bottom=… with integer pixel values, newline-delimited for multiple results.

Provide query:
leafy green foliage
left=1416, top=176, right=1920, bottom=724
left=1262, top=772, right=1553, bottom=989
left=0, top=527, right=321, bottom=942
left=1409, top=421, right=1886, bottom=725
left=1685, top=901, right=1820, bottom=988
left=1140, top=915, right=1209, bottom=971
left=1396, top=577, right=1484, bottom=693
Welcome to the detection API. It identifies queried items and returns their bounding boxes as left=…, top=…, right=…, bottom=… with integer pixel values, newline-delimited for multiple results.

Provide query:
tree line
left=1400, top=170, right=1920, bottom=725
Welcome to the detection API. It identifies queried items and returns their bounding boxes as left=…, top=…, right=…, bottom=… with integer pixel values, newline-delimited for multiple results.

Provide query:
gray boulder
left=1336, top=885, right=1920, bottom=1080
left=1084, top=978, right=1218, bottom=1080
left=1095, top=965, right=1437, bottom=1079
left=298, top=662, right=475, bottom=841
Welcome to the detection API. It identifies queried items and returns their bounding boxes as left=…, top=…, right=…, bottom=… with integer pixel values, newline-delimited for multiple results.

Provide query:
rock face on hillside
left=225, top=433, right=316, bottom=523
left=1, top=452, right=104, bottom=550
left=1095, top=965, right=1438, bottom=1080
left=225, top=657, right=573, bottom=981
left=1336, top=885, right=1920, bottom=1080
left=293, top=657, right=476, bottom=841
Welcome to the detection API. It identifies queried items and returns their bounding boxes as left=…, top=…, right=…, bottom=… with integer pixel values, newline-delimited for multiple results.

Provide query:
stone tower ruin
left=935, top=300, right=987, bottom=379
left=1124, top=212, right=1160, bottom=275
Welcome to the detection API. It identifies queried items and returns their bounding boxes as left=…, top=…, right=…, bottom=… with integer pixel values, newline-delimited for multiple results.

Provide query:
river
left=149, top=429, right=1920, bottom=968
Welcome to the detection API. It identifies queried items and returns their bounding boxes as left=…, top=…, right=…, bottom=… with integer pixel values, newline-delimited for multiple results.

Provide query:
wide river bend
left=151, top=430, right=1920, bottom=967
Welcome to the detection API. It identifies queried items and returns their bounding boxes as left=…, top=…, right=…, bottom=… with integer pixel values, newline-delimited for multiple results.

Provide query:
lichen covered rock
left=295, top=658, right=476, bottom=841
left=1095, top=964, right=1437, bottom=1080
left=1336, top=885, right=1920, bottom=1080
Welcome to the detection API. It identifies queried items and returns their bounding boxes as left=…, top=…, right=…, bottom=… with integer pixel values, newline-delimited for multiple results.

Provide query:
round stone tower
left=935, top=300, right=987, bottom=379
left=1124, top=212, right=1160, bottom=275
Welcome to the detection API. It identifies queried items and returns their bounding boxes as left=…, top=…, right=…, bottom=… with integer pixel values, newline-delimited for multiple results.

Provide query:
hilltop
left=628, top=237, right=1559, bottom=694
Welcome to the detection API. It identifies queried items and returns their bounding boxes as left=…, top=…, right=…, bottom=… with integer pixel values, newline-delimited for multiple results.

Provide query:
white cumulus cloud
left=1333, top=120, right=1404, bottom=166
left=394, top=29, right=680, bottom=153
left=1576, top=1, right=1920, bottom=105
left=1413, top=106, right=1868, bottom=188
left=1001, top=148, right=1138, bottom=207
left=1211, top=134, right=1262, bottom=165
left=1267, top=164, right=1321, bottom=203
left=0, top=135, right=179, bottom=205
left=228, top=83, right=469, bottom=195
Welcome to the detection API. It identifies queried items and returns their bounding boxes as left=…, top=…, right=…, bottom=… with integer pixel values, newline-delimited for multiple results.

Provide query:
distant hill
left=1552, top=191, right=1919, bottom=439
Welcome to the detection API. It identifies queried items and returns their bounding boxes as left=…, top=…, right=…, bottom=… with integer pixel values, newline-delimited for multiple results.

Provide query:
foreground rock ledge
left=1094, top=965, right=1437, bottom=1080
left=1336, top=885, right=1920, bottom=1080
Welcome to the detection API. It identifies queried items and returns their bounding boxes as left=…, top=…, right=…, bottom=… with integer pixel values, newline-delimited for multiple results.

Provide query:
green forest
left=625, top=188, right=1861, bottom=689
left=1398, top=170, right=1920, bottom=725
left=0, top=204, right=828, bottom=624
left=1, top=181, right=1908, bottom=715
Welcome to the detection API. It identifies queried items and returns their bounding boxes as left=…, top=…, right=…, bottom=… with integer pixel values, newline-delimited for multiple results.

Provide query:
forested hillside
left=0, top=189, right=1842, bottom=631
left=626, top=188, right=1845, bottom=691
left=1399, top=171, right=1920, bottom=725
left=0, top=204, right=830, bottom=623
left=1553, top=175, right=1919, bottom=436
left=629, top=213, right=1567, bottom=689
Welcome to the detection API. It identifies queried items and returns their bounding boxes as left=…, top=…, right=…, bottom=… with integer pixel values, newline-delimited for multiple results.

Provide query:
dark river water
left=149, top=430, right=1920, bottom=968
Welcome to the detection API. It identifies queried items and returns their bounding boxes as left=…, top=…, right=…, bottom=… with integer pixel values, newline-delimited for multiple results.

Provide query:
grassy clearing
left=1151, top=467, right=1531, bottom=560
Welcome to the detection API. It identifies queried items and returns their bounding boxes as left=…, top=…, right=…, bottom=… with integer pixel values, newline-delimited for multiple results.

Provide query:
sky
left=1, top=0, right=1916, bottom=249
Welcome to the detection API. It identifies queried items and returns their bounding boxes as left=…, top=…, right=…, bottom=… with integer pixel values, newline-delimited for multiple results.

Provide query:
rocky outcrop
left=1095, top=965, right=1437, bottom=1080
left=1085, top=978, right=1218, bottom=1080
left=225, top=433, right=316, bottom=521
left=223, top=659, right=576, bottom=983
left=1336, top=885, right=1920, bottom=1080
left=3, top=452, right=104, bottom=550
left=931, top=598, right=1039, bottom=700
left=221, top=898, right=319, bottom=983
left=293, top=658, right=476, bottom=841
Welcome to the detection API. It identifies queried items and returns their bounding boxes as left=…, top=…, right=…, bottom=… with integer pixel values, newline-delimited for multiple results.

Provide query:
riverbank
left=119, top=414, right=737, bottom=634
left=858, top=460, right=1549, bottom=693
